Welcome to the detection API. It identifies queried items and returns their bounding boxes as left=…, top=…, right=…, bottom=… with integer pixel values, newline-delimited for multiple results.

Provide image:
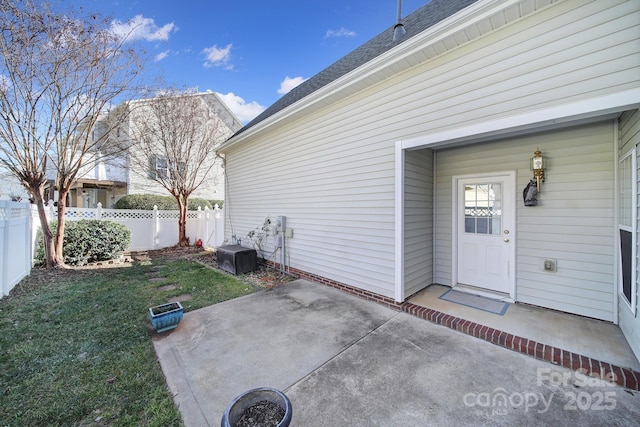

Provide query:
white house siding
left=370, top=0, right=639, bottom=142
left=224, top=107, right=398, bottom=298
left=127, top=156, right=226, bottom=201
left=619, top=109, right=640, bottom=359
left=434, top=121, right=616, bottom=320
left=403, top=148, right=434, bottom=299
left=223, top=0, right=638, bottom=300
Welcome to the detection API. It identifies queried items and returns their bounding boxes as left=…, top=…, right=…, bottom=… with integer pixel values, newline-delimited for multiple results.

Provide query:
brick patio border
left=403, top=302, right=640, bottom=392
left=271, top=262, right=640, bottom=392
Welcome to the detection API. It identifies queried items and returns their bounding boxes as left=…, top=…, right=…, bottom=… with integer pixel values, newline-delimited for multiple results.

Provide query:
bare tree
left=127, top=90, right=232, bottom=246
left=0, top=0, right=144, bottom=267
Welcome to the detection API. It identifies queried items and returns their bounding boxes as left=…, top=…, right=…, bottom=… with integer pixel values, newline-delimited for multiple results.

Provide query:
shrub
left=114, top=194, right=175, bottom=210
left=34, top=220, right=131, bottom=266
left=114, top=194, right=223, bottom=210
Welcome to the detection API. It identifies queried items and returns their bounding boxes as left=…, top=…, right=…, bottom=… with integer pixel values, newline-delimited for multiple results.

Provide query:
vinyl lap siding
left=224, top=109, right=397, bottom=298
left=434, top=122, right=615, bottom=321
left=362, top=0, right=638, bottom=140
left=403, top=149, right=434, bottom=298
left=620, top=110, right=640, bottom=156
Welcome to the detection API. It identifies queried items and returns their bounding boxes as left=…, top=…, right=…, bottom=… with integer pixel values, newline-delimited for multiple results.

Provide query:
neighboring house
left=219, top=0, right=640, bottom=360
left=45, top=91, right=242, bottom=207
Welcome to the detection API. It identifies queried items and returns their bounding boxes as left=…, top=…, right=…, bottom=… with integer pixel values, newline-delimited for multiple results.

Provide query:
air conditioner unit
left=216, top=245, right=258, bottom=275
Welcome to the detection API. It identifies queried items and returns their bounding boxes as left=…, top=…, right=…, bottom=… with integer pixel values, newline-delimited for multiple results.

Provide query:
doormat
left=439, top=289, right=509, bottom=315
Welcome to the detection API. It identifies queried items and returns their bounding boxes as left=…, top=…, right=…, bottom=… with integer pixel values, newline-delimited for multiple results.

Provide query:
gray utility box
left=216, top=245, right=258, bottom=275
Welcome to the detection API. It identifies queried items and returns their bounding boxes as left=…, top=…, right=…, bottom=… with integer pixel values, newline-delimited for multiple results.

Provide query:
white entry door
left=456, top=173, right=515, bottom=295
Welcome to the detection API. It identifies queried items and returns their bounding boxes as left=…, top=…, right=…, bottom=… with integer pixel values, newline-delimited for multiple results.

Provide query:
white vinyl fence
left=31, top=202, right=225, bottom=254
left=1, top=201, right=32, bottom=297
left=1, top=201, right=225, bottom=299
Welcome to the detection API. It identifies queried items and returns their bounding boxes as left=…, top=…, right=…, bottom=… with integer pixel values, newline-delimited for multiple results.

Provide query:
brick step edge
left=403, top=302, right=640, bottom=392
left=269, top=264, right=639, bottom=392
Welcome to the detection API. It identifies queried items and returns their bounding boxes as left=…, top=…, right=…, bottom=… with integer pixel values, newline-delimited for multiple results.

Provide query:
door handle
left=504, top=238, right=509, bottom=242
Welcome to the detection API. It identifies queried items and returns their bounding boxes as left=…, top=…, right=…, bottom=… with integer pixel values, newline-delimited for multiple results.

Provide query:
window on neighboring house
left=156, top=156, right=169, bottom=179
left=149, top=155, right=185, bottom=180
left=149, top=155, right=168, bottom=179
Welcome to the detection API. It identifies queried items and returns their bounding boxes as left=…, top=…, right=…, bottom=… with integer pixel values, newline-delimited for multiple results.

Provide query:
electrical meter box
left=216, top=245, right=258, bottom=275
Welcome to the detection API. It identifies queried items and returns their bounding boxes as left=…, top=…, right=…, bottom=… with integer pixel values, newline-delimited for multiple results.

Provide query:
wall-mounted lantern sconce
left=530, top=149, right=545, bottom=192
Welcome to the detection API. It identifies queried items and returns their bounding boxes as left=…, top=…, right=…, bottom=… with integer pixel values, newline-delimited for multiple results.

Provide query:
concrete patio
left=153, top=279, right=640, bottom=426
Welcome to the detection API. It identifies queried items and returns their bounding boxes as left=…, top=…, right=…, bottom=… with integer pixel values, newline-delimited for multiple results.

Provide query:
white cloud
left=110, top=15, right=176, bottom=42
left=202, top=44, right=233, bottom=70
left=154, top=50, right=170, bottom=62
left=215, top=92, right=265, bottom=123
left=325, top=27, right=356, bottom=38
left=277, top=76, right=307, bottom=95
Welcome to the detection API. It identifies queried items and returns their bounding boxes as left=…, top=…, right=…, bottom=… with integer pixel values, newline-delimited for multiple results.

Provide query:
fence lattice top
left=38, top=202, right=221, bottom=221
left=0, top=201, right=31, bottom=220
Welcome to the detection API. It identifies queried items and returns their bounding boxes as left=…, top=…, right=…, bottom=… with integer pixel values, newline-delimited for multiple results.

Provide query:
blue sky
left=78, top=0, right=426, bottom=123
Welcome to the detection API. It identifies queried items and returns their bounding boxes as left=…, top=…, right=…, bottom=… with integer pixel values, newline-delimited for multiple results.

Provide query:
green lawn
left=0, top=258, right=256, bottom=426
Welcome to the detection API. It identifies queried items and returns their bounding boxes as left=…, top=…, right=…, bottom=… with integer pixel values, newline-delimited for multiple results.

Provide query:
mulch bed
left=190, top=249, right=296, bottom=289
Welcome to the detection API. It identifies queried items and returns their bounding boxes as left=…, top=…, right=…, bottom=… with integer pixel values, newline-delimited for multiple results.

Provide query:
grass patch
left=152, top=260, right=255, bottom=311
left=0, top=259, right=256, bottom=426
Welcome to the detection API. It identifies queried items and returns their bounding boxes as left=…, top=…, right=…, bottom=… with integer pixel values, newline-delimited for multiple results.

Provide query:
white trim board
left=402, top=89, right=640, bottom=150
left=394, top=140, right=405, bottom=303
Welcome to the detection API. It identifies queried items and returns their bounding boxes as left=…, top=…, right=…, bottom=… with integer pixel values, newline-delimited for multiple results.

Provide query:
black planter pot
left=221, top=387, right=292, bottom=427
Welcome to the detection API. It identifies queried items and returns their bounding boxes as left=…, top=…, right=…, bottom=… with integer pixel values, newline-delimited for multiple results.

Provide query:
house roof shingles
left=233, top=0, right=479, bottom=137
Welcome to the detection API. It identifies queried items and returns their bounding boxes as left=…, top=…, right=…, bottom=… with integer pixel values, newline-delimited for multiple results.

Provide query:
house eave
left=401, top=88, right=640, bottom=150
left=220, top=0, right=557, bottom=153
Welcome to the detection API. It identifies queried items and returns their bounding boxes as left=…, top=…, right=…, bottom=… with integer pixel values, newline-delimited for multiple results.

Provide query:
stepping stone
left=168, top=294, right=192, bottom=303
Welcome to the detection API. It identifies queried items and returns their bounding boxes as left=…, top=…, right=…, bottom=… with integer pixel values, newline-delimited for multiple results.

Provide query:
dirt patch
left=148, top=277, right=167, bottom=282
left=157, top=284, right=178, bottom=291
left=128, top=246, right=206, bottom=263
left=128, top=246, right=296, bottom=288
left=168, top=294, right=192, bottom=303
left=146, top=270, right=164, bottom=276
left=10, top=246, right=296, bottom=302
left=192, top=251, right=296, bottom=289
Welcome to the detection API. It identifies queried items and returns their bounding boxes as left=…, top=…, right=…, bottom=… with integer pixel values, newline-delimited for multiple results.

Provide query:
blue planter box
left=149, top=302, right=183, bottom=333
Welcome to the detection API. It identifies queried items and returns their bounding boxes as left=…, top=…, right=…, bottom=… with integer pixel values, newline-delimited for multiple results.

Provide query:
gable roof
left=233, top=0, right=479, bottom=138
left=129, top=91, right=243, bottom=133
